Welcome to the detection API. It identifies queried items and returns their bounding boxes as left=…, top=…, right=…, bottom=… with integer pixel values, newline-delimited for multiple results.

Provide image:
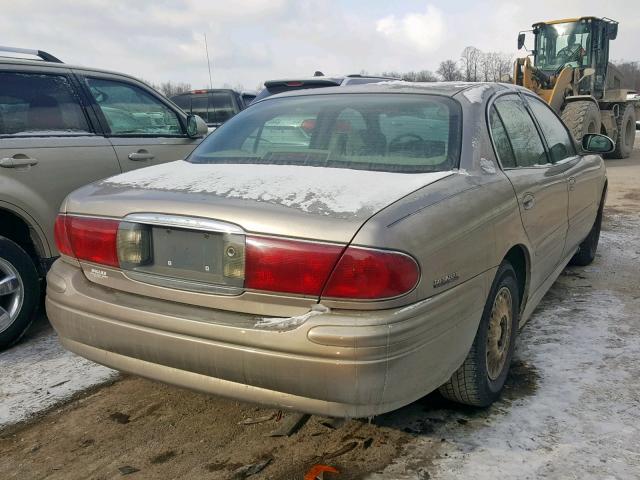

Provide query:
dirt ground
left=1, top=136, right=639, bottom=480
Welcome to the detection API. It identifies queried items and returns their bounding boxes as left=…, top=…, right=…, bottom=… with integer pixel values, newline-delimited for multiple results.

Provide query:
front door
left=79, top=74, right=202, bottom=172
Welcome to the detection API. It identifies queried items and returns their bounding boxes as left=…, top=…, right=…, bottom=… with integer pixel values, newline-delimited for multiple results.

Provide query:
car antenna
left=314, top=71, right=324, bottom=77
left=204, top=33, right=214, bottom=90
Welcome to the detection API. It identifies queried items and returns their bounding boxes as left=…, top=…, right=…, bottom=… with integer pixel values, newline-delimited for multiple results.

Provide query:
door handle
left=127, top=150, right=155, bottom=161
left=568, top=176, right=576, bottom=191
left=522, top=194, right=535, bottom=210
left=0, top=154, right=39, bottom=168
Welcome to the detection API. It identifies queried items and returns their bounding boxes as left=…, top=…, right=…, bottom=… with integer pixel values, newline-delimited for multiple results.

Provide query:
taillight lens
left=245, top=236, right=343, bottom=296
left=54, top=214, right=119, bottom=267
left=323, top=247, right=419, bottom=299
left=54, top=215, right=73, bottom=257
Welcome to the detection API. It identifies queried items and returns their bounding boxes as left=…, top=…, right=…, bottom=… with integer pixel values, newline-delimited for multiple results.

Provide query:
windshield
left=535, top=21, right=592, bottom=71
left=188, top=93, right=461, bottom=173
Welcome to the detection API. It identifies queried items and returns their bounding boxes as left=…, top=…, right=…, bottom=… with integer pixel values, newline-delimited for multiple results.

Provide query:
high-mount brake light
left=285, top=81, right=304, bottom=87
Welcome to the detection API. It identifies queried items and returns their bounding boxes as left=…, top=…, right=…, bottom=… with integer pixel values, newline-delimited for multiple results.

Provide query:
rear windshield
left=172, top=92, right=239, bottom=125
left=189, top=93, right=461, bottom=173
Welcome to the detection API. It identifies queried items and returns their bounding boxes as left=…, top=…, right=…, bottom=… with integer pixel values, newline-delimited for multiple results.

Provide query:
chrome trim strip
left=124, top=213, right=244, bottom=234
left=125, top=271, right=243, bottom=296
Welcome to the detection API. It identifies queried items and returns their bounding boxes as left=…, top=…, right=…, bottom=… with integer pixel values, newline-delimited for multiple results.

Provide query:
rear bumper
left=46, top=260, right=491, bottom=417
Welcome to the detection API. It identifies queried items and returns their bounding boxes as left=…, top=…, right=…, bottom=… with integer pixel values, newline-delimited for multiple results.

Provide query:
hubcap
left=486, top=286, right=513, bottom=381
left=0, top=258, right=24, bottom=333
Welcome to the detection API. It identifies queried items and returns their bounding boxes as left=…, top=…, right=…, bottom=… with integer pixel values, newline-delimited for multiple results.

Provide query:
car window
left=85, top=78, right=182, bottom=136
left=191, top=93, right=462, bottom=174
left=0, top=72, right=90, bottom=136
left=525, top=95, right=576, bottom=163
left=489, top=106, right=517, bottom=168
left=494, top=95, right=548, bottom=167
left=191, top=95, right=209, bottom=123
left=241, top=114, right=314, bottom=155
left=208, top=92, right=237, bottom=124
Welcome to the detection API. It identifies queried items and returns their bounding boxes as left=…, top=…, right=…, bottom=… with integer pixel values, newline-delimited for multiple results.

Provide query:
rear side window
left=85, top=78, right=182, bottom=136
left=0, top=72, right=90, bottom=136
left=493, top=95, right=548, bottom=167
left=525, top=95, right=576, bottom=163
left=190, top=93, right=462, bottom=174
left=489, top=107, right=516, bottom=168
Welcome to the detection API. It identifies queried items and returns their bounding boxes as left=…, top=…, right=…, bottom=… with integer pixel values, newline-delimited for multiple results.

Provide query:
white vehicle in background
left=628, top=92, right=640, bottom=129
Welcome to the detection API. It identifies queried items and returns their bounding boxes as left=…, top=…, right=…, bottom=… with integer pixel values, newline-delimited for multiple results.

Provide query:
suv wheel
left=0, top=236, right=40, bottom=349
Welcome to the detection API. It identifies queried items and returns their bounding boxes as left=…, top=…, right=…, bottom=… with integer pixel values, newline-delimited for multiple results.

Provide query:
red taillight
left=245, top=236, right=343, bottom=296
left=55, top=215, right=120, bottom=267
left=54, top=215, right=73, bottom=257
left=285, top=81, right=304, bottom=87
left=244, top=236, right=419, bottom=300
left=323, top=247, right=419, bottom=299
left=300, top=119, right=316, bottom=133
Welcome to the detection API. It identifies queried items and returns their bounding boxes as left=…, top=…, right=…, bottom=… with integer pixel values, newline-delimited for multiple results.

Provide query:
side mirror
left=582, top=133, right=615, bottom=154
left=186, top=114, right=209, bottom=138
left=517, top=33, right=526, bottom=50
left=607, top=22, right=618, bottom=40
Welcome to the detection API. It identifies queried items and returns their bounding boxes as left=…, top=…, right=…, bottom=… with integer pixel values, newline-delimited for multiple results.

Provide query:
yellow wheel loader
left=514, top=17, right=639, bottom=158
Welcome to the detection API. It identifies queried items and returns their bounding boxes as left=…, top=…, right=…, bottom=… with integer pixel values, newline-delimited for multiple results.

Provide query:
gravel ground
left=1, top=138, right=639, bottom=479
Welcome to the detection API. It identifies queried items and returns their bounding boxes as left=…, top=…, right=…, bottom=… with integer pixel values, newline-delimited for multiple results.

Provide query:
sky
left=1, top=0, right=639, bottom=91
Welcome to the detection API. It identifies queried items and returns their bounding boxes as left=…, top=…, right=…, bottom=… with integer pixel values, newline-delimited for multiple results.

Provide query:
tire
left=569, top=192, right=604, bottom=266
left=0, top=236, right=40, bottom=350
left=439, top=262, right=520, bottom=407
left=607, top=104, right=636, bottom=159
left=561, top=100, right=601, bottom=143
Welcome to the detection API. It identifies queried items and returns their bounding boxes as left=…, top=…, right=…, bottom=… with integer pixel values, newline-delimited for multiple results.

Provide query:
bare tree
left=613, top=61, right=640, bottom=91
left=158, top=81, right=192, bottom=97
left=460, top=46, right=481, bottom=82
left=437, top=60, right=463, bottom=81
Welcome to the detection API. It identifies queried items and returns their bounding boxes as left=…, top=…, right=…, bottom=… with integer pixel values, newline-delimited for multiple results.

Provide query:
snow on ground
left=372, top=214, right=640, bottom=479
left=0, top=322, right=117, bottom=429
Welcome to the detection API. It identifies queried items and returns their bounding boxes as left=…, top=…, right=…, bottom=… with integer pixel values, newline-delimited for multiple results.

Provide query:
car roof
left=0, top=56, right=147, bottom=84
left=253, top=81, right=524, bottom=103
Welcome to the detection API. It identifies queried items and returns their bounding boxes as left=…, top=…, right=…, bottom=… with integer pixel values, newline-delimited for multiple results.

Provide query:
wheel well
left=0, top=209, right=41, bottom=268
left=504, top=245, right=528, bottom=309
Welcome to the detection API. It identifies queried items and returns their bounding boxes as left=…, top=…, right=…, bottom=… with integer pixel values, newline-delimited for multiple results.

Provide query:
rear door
left=0, top=67, right=121, bottom=256
left=523, top=94, right=602, bottom=256
left=77, top=72, right=202, bottom=172
left=490, top=94, right=569, bottom=292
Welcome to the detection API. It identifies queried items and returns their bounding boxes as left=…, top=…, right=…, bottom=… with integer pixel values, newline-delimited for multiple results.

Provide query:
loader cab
left=531, top=17, right=618, bottom=100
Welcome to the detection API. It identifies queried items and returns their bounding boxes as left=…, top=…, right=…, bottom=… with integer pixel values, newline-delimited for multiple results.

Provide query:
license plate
left=149, top=227, right=225, bottom=283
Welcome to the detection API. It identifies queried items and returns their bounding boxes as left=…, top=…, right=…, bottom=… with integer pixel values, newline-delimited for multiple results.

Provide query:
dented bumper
left=46, top=259, right=489, bottom=417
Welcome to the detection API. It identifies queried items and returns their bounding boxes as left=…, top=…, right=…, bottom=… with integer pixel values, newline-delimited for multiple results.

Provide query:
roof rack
left=0, top=46, right=63, bottom=63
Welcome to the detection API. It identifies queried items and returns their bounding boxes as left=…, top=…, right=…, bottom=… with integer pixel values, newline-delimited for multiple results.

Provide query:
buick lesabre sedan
left=46, top=83, right=610, bottom=418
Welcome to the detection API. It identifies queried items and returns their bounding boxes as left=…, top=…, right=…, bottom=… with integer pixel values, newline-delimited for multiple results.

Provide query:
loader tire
left=606, top=104, right=636, bottom=159
left=561, top=101, right=601, bottom=143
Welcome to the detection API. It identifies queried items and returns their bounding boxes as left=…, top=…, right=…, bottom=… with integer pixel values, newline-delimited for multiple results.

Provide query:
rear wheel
left=607, top=104, right=636, bottom=159
left=561, top=100, right=601, bottom=144
left=439, top=262, right=520, bottom=407
left=570, top=191, right=604, bottom=266
left=0, top=236, right=40, bottom=350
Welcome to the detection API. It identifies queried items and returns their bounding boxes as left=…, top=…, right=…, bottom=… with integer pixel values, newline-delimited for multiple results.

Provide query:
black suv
left=171, top=89, right=255, bottom=128
left=253, top=74, right=398, bottom=102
